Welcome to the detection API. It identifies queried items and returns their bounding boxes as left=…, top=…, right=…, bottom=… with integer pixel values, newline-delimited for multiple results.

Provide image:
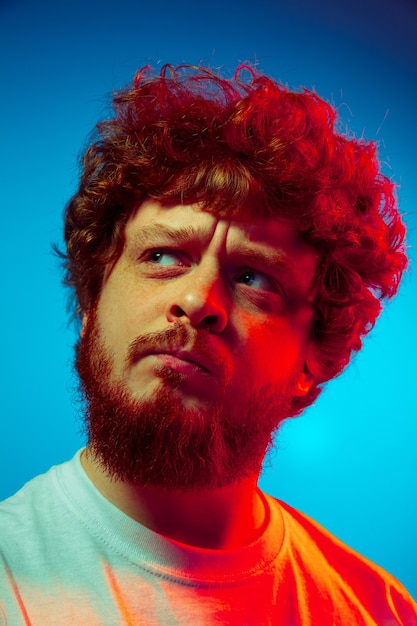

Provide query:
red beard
left=75, top=308, right=297, bottom=491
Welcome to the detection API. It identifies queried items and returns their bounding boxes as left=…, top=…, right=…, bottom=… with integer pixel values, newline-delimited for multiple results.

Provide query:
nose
left=166, top=264, right=229, bottom=333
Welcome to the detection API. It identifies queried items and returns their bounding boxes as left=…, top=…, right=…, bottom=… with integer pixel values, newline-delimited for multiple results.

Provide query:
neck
left=81, top=447, right=267, bottom=549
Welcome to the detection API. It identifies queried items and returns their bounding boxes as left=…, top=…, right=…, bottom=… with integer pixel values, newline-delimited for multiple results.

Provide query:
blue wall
left=1, top=0, right=416, bottom=598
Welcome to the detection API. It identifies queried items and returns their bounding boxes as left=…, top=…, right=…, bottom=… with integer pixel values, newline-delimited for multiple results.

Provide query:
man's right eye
left=145, top=250, right=188, bottom=267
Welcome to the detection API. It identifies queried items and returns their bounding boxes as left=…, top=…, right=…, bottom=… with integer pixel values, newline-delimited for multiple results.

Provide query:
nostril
left=171, top=305, right=186, bottom=318
left=203, top=315, right=219, bottom=328
left=166, top=289, right=229, bottom=332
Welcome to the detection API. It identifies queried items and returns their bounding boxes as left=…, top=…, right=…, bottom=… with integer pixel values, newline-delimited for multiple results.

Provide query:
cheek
left=97, top=274, right=168, bottom=351
left=262, top=340, right=301, bottom=374
left=236, top=317, right=306, bottom=382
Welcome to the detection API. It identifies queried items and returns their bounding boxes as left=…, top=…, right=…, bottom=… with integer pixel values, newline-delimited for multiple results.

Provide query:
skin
left=81, top=199, right=317, bottom=549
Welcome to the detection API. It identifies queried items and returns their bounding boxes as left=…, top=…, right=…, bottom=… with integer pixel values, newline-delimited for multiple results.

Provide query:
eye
left=146, top=249, right=188, bottom=267
left=235, top=268, right=276, bottom=292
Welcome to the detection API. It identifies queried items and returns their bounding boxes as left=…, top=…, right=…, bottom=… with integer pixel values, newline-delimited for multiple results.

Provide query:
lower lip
left=151, top=354, right=208, bottom=376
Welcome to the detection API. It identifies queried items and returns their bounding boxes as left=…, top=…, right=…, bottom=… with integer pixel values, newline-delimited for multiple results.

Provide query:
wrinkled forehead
left=127, top=199, right=310, bottom=252
left=129, top=198, right=305, bottom=242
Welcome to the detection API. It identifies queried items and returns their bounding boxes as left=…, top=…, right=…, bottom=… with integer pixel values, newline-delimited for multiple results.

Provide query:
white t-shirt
left=0, top=450, right=416, bottom=625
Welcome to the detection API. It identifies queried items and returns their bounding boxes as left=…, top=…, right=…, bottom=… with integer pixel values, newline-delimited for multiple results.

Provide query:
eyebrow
left=129, top=223, right=292, bottom=272
left=128, top=222, right=315, bottom=294
left=128, top=224, right=208, bottom=249
left=131, top=224, right=288, bottom=256
left=231, top=243, right=318, bottom=299
left=227, top=243, right=291, bottom=272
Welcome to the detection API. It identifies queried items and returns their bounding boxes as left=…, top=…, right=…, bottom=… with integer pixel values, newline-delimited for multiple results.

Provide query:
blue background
left=1, top=0, right=416, bottom=598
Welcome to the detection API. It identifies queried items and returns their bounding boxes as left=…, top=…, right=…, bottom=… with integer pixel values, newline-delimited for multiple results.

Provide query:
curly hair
left=61, top=64, right=407, bottom=411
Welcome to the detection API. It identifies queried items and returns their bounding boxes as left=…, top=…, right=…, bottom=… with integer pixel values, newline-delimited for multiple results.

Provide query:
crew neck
left=55, top=449, right=286, bottom=585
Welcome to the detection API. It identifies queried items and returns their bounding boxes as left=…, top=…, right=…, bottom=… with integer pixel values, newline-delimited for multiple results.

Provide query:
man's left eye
left=236, top=269, right=275, bottom=292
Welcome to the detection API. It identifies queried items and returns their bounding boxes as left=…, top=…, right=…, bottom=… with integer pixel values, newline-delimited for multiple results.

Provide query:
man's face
left=76, top=200, right=317, bottom=490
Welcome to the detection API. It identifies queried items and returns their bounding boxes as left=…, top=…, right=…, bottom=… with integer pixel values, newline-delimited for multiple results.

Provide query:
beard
left=75, top=308, right=299, bottom=492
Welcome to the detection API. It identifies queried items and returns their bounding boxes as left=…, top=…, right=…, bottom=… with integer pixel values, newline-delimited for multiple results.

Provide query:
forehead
left=125, top=200, right=317, bottom=288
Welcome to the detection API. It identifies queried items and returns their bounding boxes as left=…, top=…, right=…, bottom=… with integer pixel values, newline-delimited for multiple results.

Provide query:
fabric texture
left=0, top=450, right=416, bottom=625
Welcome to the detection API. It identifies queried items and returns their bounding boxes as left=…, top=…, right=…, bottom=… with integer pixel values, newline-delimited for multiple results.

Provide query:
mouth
left=146, top=349, right=211, bottom=374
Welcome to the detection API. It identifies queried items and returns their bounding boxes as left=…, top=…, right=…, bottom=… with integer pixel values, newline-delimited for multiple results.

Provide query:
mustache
left=127, top=323, right=226, bottom=381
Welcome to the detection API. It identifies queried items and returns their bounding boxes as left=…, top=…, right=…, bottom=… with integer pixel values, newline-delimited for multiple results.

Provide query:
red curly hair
left=62, top=64, right=407, bottom=411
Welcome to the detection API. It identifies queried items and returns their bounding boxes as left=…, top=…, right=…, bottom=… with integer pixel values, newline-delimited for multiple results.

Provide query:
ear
left=293, top=367, right=315, bottom=397
left=80, top=312, right=89, bottom=339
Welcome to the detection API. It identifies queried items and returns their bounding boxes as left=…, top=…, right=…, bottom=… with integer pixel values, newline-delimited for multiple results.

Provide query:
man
left=0, top=64, right=416, bottom=625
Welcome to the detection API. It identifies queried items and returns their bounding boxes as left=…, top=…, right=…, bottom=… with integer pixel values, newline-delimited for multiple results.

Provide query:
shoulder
left=276, top=498, right=400, bottom=580
left=0, top=452, right=83, bottom=554
left=0, top=463, right=59, bottom=522
left=269, top=497, right=417, bottom=624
